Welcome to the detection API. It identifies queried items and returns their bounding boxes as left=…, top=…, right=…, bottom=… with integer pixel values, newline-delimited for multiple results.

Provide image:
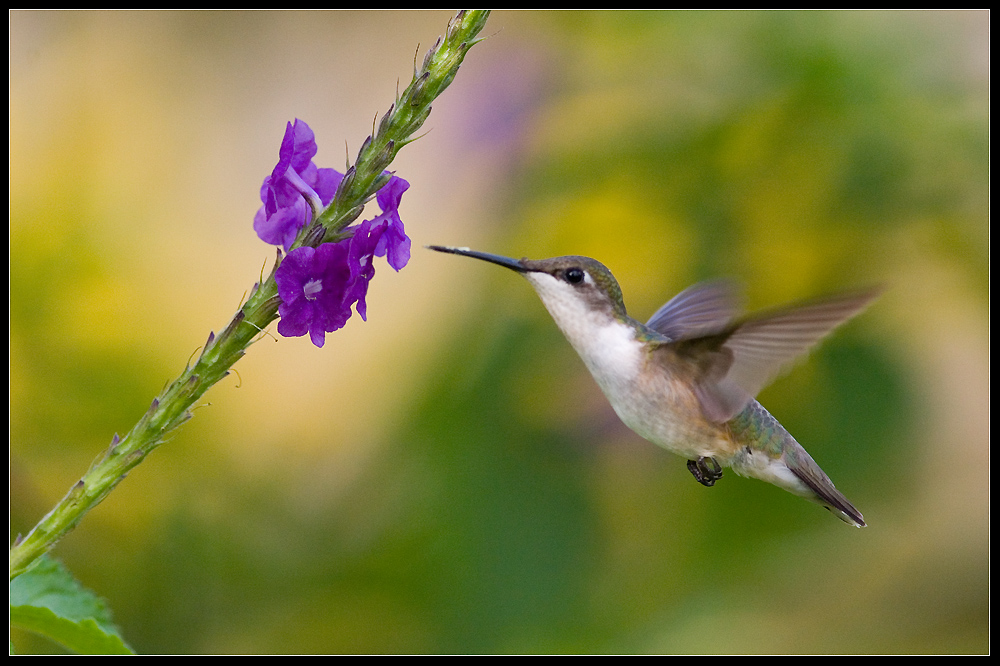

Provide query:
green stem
left=9, top=9, right=491, bottom=581
left=9, top=272, right=279, bottom=580
left=310, top=9, right=491, bottom=245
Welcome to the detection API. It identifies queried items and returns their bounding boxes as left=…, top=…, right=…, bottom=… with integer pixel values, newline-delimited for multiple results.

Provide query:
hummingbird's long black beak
left=426, top=245, right=528, bottom=273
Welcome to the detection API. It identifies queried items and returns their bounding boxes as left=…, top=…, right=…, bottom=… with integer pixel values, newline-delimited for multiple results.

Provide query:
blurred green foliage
left=10, top=11, right=988, bottom=654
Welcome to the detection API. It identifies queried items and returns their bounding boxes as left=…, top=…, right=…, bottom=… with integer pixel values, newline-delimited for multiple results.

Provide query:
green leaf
left=9, top=556, right=134, bottom=655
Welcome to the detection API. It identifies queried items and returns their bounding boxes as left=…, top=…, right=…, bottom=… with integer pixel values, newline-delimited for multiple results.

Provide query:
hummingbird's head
left=427, top=246, right=628, bottom=321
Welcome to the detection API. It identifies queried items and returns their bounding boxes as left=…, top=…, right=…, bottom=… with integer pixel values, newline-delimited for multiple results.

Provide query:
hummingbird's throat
left=523, top=272, right=643, bottom=384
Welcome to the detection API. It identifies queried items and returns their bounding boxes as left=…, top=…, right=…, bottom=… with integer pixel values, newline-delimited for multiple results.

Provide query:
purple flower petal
left=285, top=119, right=318, bottom=173
left=376, top=222, right=411, bottom=272
left=372, top=175, right=411, bottom=271
left=255, top=196, right=308, bottom=250
left=255, top=119, right=343, bottom=251
left=345, top=219, right=386, bottom=321
left=376, top=174, right=409, bottom=215
left=269, top=122, right=296, bottom=184
left=276, top=243, right=354, bottom=347
left=313, top=167, right=344, bottom=206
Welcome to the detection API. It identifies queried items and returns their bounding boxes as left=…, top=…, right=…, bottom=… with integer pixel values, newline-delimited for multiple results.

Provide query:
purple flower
left=371, top=175, right=411, bottom=271
left=275, top=243, right=353, bottom=348
left=275, top=220, right=393, bottom=347
left=262, top=122, right=415, bottom=347
left=254, top=119, right=343, bottom=251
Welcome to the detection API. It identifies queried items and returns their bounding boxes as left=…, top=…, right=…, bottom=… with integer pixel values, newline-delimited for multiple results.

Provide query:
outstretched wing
left=645, top=281, right=741, bottom=341
left=665, top=287, right=882, bottom=423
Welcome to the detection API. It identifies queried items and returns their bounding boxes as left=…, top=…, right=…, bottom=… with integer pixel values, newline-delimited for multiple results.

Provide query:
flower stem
left=311, top=10, right=492, bottom=242
left=9, top=273, right=278, bottom=580
left=9, top=9, right=491, bottom=581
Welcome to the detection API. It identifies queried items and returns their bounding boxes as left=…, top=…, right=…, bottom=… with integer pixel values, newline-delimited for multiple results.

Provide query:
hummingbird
left=428, top=245, right=880, bottom=527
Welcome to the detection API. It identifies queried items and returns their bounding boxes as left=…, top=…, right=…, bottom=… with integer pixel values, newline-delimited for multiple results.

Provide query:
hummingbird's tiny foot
left=687, top=457, right=723, bottom=487
left=687, top=459, right=715, bottom=486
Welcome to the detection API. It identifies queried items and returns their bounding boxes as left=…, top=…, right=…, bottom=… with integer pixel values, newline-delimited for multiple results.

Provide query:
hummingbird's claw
left=687, top=457, right=724, bottom=487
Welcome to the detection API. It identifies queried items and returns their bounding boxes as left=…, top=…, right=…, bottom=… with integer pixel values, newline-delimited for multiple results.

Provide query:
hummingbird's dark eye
left=564, top=267, right=586, bottom=284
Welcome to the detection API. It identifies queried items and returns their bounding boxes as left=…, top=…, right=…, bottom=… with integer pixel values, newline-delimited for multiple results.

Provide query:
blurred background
left=9, top=10, right=988, bottom=654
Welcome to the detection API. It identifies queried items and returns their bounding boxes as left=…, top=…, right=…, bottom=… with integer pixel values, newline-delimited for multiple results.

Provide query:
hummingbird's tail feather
left=778, top=426, right=866, bottom=527
left=729, top=401, right=866, bottom=527
left=789, top=464, right=866, bottom=528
